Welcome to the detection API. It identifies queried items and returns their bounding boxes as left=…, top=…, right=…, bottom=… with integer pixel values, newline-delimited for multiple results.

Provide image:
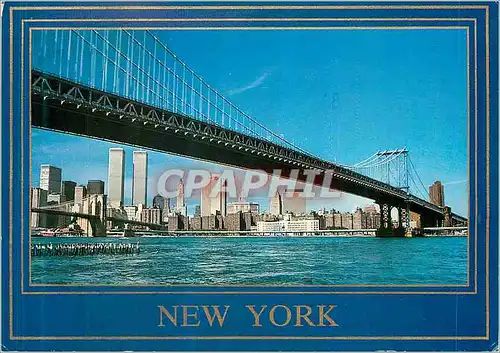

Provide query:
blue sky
left=32, top=28, right=468, bottom=216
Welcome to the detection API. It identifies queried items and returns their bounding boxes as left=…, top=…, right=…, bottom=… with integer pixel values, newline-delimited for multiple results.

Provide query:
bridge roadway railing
left=32, top=70, right=442, bottom=214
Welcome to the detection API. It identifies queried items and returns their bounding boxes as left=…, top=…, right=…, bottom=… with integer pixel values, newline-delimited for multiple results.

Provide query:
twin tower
left=107, top=148, right=147, bottom=209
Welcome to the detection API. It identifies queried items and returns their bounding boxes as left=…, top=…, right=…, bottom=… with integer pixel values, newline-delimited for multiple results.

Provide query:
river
left=31, top=235, right=467, bottom=285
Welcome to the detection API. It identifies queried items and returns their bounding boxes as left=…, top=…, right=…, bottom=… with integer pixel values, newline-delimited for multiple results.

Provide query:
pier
left=31, top=242, right=140, bottom=256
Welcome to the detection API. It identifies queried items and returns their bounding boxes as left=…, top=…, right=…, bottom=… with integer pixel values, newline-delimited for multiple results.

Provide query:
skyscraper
left=429, top=181, right=445, bottom=207
left=107, top=148, right=125, bottom=208
left=177, top=179, right=185, bottom=208
left=40, top=165, right=62, bottom=194
left=87, top=180, right=105, bottom=195
left=282, top=188, right=307, bottom=215
left=269, top=191, right=283, bottom=216
left=132, top=151, right=148, bottom=207
left=201, top=174, right=227, bottom=216
left=61, top=181, right=76, bottom=201
left=31, top=187, right=48, bottom=228
left=201, top=174, right=228, bottom=217
left=74, top=185, right=87, bottom=205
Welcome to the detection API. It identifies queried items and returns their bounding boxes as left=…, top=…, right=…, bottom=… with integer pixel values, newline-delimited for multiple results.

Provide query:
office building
left=227, top=201, right=259, bottom=215
left=153, top=194, right=170, bottom=211
left=74, top=185, right=87, bottom=205
left=61, top=181, right=76, bottom=201
left=269, top=191, right=282, bottom=216
left=107, top=148, right=125, bottom=208
left=429, top=180, right=445, bottom=207
left=40, top=165, right=62, bottom=194
left=87, top=180, right=105, bottom=195
left=31, top=187, right=48, bottom=228
left=132, top=151, right=148, bottom=207
left=194, top=205, right=201, bottom=216
left=177, top=179, right=185, bottom=208
left=282, top=188, right=306, bottom=215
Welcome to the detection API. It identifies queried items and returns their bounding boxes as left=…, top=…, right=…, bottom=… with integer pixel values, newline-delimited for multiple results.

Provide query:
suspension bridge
left=30, top=29, right=466, bottom=236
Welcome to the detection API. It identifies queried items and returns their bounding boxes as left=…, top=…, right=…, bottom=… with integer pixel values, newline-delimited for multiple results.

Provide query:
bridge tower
left=79, top=194, right=107, bottom=236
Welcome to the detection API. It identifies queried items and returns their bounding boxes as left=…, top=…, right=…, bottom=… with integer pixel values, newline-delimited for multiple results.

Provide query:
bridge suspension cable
left=32, top=29, right=315, bottom=157
left=344, top=148, right=431, bottom=201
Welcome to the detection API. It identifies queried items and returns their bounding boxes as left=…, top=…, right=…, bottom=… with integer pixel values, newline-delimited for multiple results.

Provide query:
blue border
left=2, top=2, right=498, bottom=351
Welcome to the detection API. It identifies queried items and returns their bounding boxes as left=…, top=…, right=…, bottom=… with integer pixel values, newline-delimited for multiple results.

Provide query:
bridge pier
left=376, top=201, right=412, bottom=237
left=376, top=201, right=394, bottom=236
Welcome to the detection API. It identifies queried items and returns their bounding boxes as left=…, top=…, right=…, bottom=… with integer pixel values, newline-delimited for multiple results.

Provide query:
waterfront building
left=190, top=215, right=202, bottom=230
left=168, top=215, right=188, bottom=231
left=269, top=191, right=282, bottom=216
left=242, top=212, right=253, bottom=231
left=353, top=208, right=365, bottom=229
left=61, top=181, right=76, bottom=201
left=225, top=212, right=243, bottom=231
left=227, top=201, right=259, bottom=214
left=74, top=185, right=87, bottom=205
left=31, top=187, right=48, bottom=228
left=256, top=218, right=320, bottom=233
left=282, top=189, right=306, bottom=215
left=429, top=180, right=445, bottom=207
left=201, top=215, right=218, bottom=230
left=341, top=212, right=354, bottom=229
left=132, top=151, right=148, bottom=207
left=40, top=165, right=62, bottom=194
left=141, top=207, right=161, bottom=225
left=107, top=148, right=125, bottom=208
left=87, top=180, right=105, bottom=195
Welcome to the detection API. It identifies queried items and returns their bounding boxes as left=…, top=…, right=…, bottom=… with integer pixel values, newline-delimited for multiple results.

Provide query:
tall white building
left=107, top=148, right=125, bottom=208
left=201, top=174, right=227, bottom=216
left=40, top=165, right=62, bottom=194
left=132, top=151, right=148, bottom=207
left=31, top=187, right=48, bottom=228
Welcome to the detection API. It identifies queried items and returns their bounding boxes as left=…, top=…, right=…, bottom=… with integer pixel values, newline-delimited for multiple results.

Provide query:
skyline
left=31, top=28, right=468, bottom=216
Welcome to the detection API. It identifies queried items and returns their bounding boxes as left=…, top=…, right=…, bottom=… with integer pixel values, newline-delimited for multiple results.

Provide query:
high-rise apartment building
left=429, top=181, right=445, bottom=207
left=40, top=165, right=62, bottom=194
left=87, top=180, right=105, bottom=195
left=107, top=148, right=125, bottom=208
left=132, top=151, right=148, bottom=207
